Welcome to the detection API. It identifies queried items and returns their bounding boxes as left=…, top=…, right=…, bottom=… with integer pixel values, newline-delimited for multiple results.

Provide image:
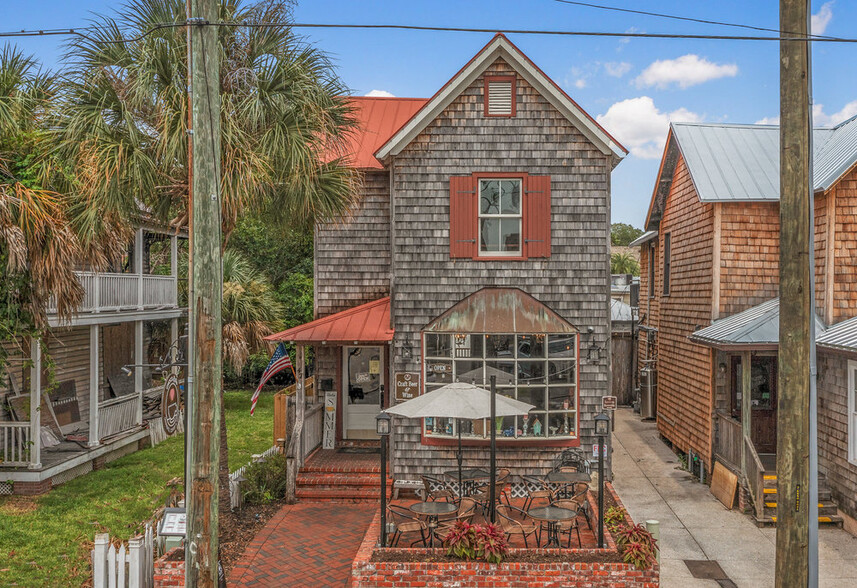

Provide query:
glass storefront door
left=343, top=346, right=384, bottom=439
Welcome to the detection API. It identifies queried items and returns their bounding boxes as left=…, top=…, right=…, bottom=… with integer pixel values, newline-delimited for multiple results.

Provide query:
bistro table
left=410, top=501, right=458, bottom=547
left=527, top=506, right=577, bottom=548
left=544, top=471, right=591, bottom=499
left=444, top=468, right=490, bottom=497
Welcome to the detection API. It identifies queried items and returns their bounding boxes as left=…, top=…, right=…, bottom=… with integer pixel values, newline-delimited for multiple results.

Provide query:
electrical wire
left=0, top=21, right=856, bottom=44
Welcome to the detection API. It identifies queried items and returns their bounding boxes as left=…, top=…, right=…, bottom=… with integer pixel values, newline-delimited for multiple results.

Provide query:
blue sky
left=7, top=1, right=857, bottom=226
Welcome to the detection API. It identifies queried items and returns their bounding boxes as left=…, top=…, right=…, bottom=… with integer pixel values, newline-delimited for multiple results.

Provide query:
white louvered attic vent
left=487, top=79, right=513, bottom=116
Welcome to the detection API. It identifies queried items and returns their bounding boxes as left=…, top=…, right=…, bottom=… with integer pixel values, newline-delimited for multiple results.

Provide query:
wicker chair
left=496, top=504, right=540, bottom=548
left=551, top=499, right=583, bottom=548
left=495, top=468, right=512, bottom=506
left=436, top=497, right=478, bottom=535
left=421, top=475, right=455, bottom=502
left=521, top=475, right=554, bottom=511
left=569, top=484, right=592, bottom=531
left=388, top=504, right=428, bottom=547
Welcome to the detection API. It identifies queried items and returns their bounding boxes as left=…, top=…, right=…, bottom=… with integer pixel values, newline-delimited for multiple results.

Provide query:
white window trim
left=849, top=360, right=857, bottom=466
left=477, top=178, right=522, bottom=257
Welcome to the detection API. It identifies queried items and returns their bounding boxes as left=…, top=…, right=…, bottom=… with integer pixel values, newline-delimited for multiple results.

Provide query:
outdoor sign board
left=323, top=391, right=336, bottom=449
left=161, top=374, right=182, bottom=435
left=601, top=395, right=617, bottom=411
left=159, top=507, right=186, bottom=537
left=394, top=372, right=421, bottom=401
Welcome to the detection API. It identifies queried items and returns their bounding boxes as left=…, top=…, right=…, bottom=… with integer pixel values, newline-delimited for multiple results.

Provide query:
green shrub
left=604, top=505, right=627, bottom=533
left=241, top=452, right=288, bottom=504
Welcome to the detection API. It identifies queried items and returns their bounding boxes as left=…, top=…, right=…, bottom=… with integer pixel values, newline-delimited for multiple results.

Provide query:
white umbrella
left=385, top=380, right=534, bottom=512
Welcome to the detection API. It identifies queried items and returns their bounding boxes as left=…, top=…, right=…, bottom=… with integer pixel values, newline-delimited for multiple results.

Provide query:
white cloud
left=811, top=2, right=834, bottom=35
left=634, top=54, right=738, bottom=90
left=574, top=78, right=587, bottom=89
left=604, top=62, right=632, bottom=78
left=754, top=100, right=857, bottom=127
left=597, top=97, right=703, bottom=159
left=364, top=89, right=395, bottom=97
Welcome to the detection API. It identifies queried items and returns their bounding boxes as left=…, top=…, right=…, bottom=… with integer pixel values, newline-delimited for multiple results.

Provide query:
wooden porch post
left=135, top=320, right=144, bottom=425
left=170, top=318, right=179, bottom=373
left=741, top=351, right=752, bottom=479
left=171, top=235, right=179, bottom=307
left=134, top=228, right=144, bottom=310
left=296, top=345, right=306, bottom=466
left=89, top=325, right=100, bottom=447
left=29, top=338, right=42, bottom=469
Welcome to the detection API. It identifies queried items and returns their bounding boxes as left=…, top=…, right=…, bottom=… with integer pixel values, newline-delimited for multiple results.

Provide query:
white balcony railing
left=48, top=272, right=179, bottom=315
left=0, top=422, right=31, bottom=466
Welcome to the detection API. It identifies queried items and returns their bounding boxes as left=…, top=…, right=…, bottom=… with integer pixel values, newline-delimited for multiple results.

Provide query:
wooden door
left=730, top=355, right=777, bottom=454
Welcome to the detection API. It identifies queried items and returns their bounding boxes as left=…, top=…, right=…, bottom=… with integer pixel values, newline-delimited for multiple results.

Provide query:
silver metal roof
left=814, top=115, right=857, bottom=190
left=629, top=230, right=658, bottom=247
left=817, top=316, right=857, bottom=353
left=690, top=298, right=826, bottom=348
left=611, top=299, right=633, bottom=322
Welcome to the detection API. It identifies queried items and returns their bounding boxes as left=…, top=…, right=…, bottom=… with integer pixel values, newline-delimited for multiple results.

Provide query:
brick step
left=300, top=464, right=382, bottom=475
left=296, top=487, right=390, bottom=501
left=297, top=473, right=390, bottom=487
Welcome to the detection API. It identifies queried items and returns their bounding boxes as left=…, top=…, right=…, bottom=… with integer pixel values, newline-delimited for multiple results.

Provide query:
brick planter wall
left=351, top=484, right=658, bottom=587
left=154, top=548, right=184, bottom=588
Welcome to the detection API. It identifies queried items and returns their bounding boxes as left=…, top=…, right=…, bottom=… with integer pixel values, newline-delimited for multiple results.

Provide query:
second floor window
left=479, top=179, right=521, bottom=256
left=663, top=232, right=671, bottom=296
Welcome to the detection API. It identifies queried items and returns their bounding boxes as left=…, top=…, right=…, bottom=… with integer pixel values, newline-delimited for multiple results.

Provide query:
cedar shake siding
left=388, top=58, right=612, bottom=478
left=653, top=156, right=715, bottom=467
left=637, top=241, right=659, bottom=367
left=817, top=352, right=857, bottom=519
left=832, top=167, right=857, bottom=323
left=314, top=170, right=391, bottom=318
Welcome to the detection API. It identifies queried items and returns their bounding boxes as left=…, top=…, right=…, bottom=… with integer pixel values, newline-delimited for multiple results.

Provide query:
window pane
left=500, top=180, right=521, bottom=214
left=496, top=415, right=517, bottom=437
left=425, top=333, right=452, bottom=357
left=548, top=335, right=576, bottom=358
left=500, top=218, right=521, bottom=252
left=527, top=412, right=547, bottom=437
left=517, top=335, right=545, bottom=358
left=454, top=334, right=483, bottom=358
left=518, top=361, right=546, bottom=385
left=485, top=361, right=516, bottom=387
left=547, top=412, right=575, bottom=436
left=426, top=417, right=454, bottom=436
left=548, top=386, right=576, bottom=410
left=426, top=360, right=453, bottom=385
left=480, top=180, right=500, bottom=214
left=486, top=334, right=515, bottom=358
left=480, top=218, right=499, bottom=252
left=517, top=386, right=546, bottom=410
left=548, top=360, right=575, bottom=384
left=455, top=360, right=483, bottom=384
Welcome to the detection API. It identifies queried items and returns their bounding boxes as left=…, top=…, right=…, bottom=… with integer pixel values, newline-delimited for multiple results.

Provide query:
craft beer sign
left=394, top=372, right=420, bottom=402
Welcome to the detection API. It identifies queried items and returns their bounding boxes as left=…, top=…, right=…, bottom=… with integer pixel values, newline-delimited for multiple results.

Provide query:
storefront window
left=422, top=332, right=578, bottom=440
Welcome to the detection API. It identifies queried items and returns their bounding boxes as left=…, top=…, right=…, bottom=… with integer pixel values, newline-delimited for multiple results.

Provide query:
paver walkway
left=612, top=407, right=857, bottom=587
left=228, top=502, right=376, bottom=587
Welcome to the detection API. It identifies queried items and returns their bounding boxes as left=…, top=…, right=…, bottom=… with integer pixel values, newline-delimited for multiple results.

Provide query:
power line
left=2, top=21, right=857, bottom=44
left=550, top=0, right=842, bottom=41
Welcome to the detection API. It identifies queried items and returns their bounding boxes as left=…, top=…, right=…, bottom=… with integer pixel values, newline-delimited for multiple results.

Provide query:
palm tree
left=221, top=248, right=282, bottom=373
left=54, top=0, right=360, bottom=242
left=610, top=252, right=640, bottom=276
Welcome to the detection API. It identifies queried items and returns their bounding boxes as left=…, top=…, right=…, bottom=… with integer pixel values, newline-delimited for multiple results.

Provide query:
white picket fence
left=92, top=524, right=154, bottom=588
left=229, top=445, right=281, bottom=510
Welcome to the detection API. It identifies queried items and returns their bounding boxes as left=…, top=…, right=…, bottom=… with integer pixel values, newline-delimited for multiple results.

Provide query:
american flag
left=250, top=343, right=295, bottom=415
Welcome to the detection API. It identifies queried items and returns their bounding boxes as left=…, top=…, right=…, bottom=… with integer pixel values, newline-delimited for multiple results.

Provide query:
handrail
left=744, top=434, right=766, bottom=519
left=0, top=422, right=31, bottom=466
left=713, top=412, right=742, bottom=471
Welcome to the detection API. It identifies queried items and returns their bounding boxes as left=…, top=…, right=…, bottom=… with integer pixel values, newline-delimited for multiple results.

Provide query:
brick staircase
left=756, top=471, right=843, bottom=527
left=296, top=447, right=392, bottom=503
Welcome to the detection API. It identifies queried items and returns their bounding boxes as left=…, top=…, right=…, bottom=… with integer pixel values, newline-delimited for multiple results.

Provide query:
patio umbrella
left=384, top=380, right=533, bottom=514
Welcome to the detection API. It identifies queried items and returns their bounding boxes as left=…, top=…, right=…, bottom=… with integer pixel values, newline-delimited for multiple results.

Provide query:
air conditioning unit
left=640, top=367, right=657, bottom=420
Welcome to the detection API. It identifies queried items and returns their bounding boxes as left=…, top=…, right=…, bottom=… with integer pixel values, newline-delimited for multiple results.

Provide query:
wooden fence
left=92, top=524, right=154, bottom=588
left=713, top=412, right=742, bottom=471
left=273, top=376, right=315, bottom=447
left=228, top=445, right=282, bottom=510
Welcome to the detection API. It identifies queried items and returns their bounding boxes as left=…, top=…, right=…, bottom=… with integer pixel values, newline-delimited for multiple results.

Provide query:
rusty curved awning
left=424, top=288, right=577, bottom=333
left=265, top=297, right=394, bottom=345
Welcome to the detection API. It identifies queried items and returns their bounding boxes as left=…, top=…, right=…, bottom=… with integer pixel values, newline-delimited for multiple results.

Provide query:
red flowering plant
left=613, top=523, right=658, bottom=570
left=442, top=521, right=509, bottom=564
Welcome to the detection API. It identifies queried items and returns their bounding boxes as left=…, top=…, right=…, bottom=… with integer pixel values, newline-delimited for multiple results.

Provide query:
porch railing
left=98, top=395, right=140, bottom=440
left=0, top=422, right=30, bottom=466
left=301, top=403, right=324, bottom=460
left=744, top=434, right=766, bottom=519
left=47, top=272, right=178, bottom=314
left=713, top=412, right=742, bottom=471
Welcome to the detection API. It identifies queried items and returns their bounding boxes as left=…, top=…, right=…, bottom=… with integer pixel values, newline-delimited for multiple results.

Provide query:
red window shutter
left=449, top=176, right=477, bottom=258
left=524, top=175, right=551, bottom=258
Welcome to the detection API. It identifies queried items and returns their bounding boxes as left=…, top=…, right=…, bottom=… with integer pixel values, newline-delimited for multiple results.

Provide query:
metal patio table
left=544, top=471, right=591, bottom=499
left=527, top=506, right=576, bottom=548
left=444, top=468, right=490, bottom=497
left=409, top=501, right=458, bottom=547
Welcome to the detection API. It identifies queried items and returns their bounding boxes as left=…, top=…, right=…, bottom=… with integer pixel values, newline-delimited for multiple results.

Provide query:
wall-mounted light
left=586, top=327, right=603, bottom=363
left=401, top=343, right=412, bottom=360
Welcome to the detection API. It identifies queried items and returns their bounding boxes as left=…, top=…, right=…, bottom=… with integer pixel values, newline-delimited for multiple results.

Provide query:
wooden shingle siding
left=832, top=168, right=857, bottom=323
left=817, top=352, right=857, bottom=519
left=637, top=243, right=659, bottom=368
left=653, top=157, right=715, bottom=468
left=315, top=170, right=391, bottom=318
left=387, top=58, right=612, bottom=478
left=44, top=326, right=92, bottom=428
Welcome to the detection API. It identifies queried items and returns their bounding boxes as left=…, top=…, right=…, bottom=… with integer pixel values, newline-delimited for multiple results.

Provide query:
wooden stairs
left=755, top=471, right=843, bottom=527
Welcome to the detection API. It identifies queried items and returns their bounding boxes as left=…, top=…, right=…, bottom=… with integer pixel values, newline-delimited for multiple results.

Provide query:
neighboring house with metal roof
left=265, top=33, right=626, bottom=493
left=635, top=115, right=857, bottom=526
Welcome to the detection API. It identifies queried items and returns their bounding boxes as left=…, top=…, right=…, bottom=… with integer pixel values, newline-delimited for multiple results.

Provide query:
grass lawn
left=0, top=389, right=275, bottom=587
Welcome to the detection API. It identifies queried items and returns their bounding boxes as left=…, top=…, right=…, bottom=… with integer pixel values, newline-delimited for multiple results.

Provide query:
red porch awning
left=265, top=297, right=394, bottom=345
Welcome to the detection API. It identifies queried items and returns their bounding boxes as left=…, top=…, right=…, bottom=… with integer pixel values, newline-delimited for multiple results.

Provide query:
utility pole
left=185, top=0, right=222, bottom=586
left=777, top=0, right=818, bottom=586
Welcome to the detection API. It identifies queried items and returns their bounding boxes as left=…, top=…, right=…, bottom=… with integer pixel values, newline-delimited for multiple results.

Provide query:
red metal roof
left=343, top=97, right=428, bottom=169
left=265, top=297, right=394, bottom=344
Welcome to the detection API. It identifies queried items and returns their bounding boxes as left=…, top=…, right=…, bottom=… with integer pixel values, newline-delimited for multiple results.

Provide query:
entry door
left=343, top=346, right=384, bottom=439
left=731, top=355, right=778, bottom=454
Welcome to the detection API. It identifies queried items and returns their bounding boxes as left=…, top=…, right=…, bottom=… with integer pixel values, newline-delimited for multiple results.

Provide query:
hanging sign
left=601, top=396, right=617, bottom=411
left=161, top=374, right=182, bottom=435
left=394, top=372, right=421, bottom=402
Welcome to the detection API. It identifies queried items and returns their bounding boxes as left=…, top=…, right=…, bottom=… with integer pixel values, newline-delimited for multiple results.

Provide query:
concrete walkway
left=611, top=408, right=857, bottom=588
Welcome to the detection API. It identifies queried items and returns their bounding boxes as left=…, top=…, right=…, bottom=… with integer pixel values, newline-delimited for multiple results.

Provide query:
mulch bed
left=373, top=550, right=624, bottom=564
left=218, top=500, right=285, bottom=574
